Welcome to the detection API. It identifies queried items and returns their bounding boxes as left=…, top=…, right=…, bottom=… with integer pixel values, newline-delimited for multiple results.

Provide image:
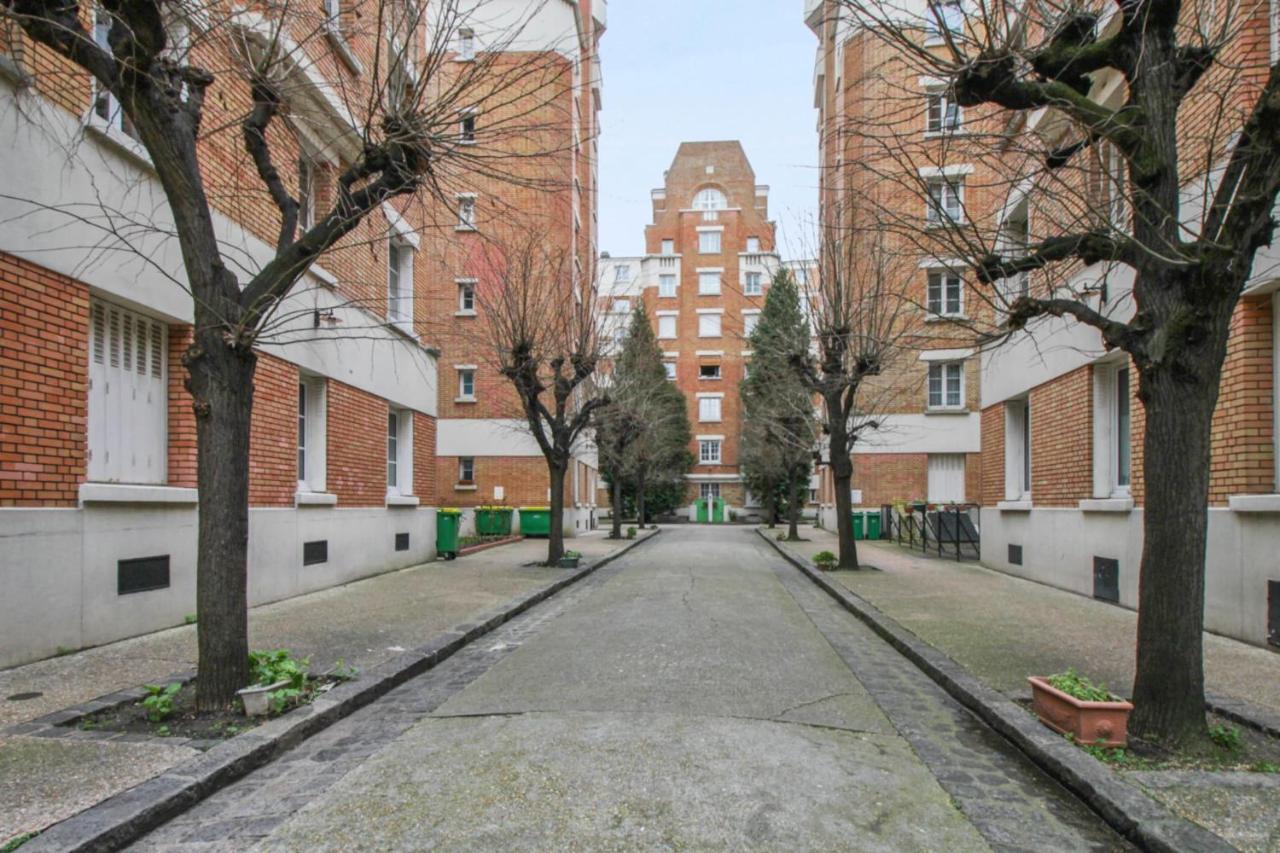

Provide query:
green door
left=711, top=498, right=725, bottom=523
left=696, top=499, right=709, bottom=523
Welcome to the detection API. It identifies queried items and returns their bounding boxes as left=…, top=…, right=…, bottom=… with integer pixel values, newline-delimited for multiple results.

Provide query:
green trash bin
left=866, top=511, right=882, bottom=541
left=475, top=507, right=513, bottom=536
left=852, top=512, right=865, bottom=541
left=519, top=506, right=552, bottom=537
left=436, top=508, right=461, bottom=559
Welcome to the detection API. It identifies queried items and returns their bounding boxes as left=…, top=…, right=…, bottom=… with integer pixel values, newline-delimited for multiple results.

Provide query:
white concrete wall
left=980, top=506, right=1280, bottom=647
left=0, top=505, right=438, bottom=669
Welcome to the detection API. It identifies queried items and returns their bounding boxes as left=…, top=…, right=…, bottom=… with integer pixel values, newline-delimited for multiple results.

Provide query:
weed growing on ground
left=249, top=649, right=310, bottom=714
left=328, top=659, right=359, bottom=681
left=1209, top=724, right=1243, bottom=752
left=183, top=613, right=197, bottom=625
left=1251, top=761, right=1280, bottom=773
left=1, top=831, right=38, bottom=852
left=812, top=551, right=837, bottom=572
left=140, top=682, right=181, bottom=722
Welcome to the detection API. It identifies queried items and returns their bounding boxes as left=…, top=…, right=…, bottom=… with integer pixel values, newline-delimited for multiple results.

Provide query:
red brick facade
left=0, top=252, right=87, bottom=507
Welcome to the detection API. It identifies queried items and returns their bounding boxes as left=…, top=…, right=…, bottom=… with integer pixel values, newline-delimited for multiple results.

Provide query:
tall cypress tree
left=740, top=270, right=817, bottom=539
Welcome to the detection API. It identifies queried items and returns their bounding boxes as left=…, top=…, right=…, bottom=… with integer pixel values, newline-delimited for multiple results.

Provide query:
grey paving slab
left=1129, top=770, right=1280, bottom=852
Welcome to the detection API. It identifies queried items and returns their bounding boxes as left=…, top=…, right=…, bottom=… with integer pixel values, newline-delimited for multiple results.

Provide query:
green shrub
left=626, top=527, right=637, bottom=539
left=141, top=682, right=182, bottom=722
left=249, top=649, right=309, bottom=690
left=1209, top=723, right=1243, bottom=752
left=1046, top=668, right=1115, bottom=702
left=813, top=551, right=837, bottom=571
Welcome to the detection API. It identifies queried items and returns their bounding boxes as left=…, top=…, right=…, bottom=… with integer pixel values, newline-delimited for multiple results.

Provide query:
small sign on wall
left=850, top=489, right=863, bottom=504
left=493, top=486, right=504, bottom=501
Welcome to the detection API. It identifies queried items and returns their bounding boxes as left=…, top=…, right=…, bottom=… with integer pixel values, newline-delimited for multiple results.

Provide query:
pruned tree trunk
left=787, top=477, right=802, bottom=541
left=547, top=459, right=567, bottom=564
left=186, top=338, right=256, bottom=709
left=828, top=402, right=859, bottom=569
left=610, top=477, right=623, bottom=539
left=1130, top=330, right=1228, bottom=744
left=764, top=485, right=777, bottom=528
left=636, top=473, right=647, bottom=529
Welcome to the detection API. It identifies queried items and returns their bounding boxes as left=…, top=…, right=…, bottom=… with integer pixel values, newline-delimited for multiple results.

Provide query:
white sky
left=595, top=0, right=820, bottom=259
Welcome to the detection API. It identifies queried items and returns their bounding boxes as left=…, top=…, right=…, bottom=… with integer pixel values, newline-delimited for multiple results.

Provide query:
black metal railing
left=883, top=503, right=980, bottom=561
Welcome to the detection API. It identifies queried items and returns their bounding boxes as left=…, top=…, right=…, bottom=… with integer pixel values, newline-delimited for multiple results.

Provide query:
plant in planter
left=1029, top=668, right=1134, bottom=748
left=239, top=650, right=310, bottom=717
left=813, top=551, right=837, bottom=572
left=557, top=549, right=583, bottom=569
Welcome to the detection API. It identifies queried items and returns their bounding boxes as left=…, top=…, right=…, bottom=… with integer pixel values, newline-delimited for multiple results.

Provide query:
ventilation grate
left=1093, top=557, right=1120, bottom=603
left=303, top=540, right=328, bottom=566
left=395, top=532, right=410, bottom=551
left=1008, top=544, right=1022, bottom=565
left=118, top=555, right=170, bottom=595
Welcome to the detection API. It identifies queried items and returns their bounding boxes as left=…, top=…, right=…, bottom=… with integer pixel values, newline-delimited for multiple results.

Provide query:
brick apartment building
left=422, top=1, right=605, bottom=536
left=806, top=0, right=1280, bottom=648
left=0, top=0, right=603, bottom=668
left=806, top=1, right=987, bottom=527
left=599, top=141, right=790, bottom=518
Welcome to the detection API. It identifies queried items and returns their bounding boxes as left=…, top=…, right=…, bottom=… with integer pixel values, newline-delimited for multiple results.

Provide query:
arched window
left=692, top=187, right=727, bottom=210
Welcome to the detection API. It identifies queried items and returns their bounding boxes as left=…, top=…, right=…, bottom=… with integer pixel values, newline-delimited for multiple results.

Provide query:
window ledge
left=86, top=117, right=153, bottom=171
left=80, top=483, right=198, bottom=505
left=309, top=264, right=338, bottom=288
left=389, top=320, right=417, bottom=340
left=454, top=310, right=477, bottom=318
left=455, top=225, right=478, bottom=233
left=1228, top=494, right=1280, bottom=514
left=296, top=491, right=338, bottom=506
left=923, top=130, right=969, bottom=139
left=924, top=407, right=969, bottom=415
left=386, top=494, right=420, bottom=507
left=996, top=500, right=1032, bottom=512
left=454, top=396, right=477, bottom=404
left=924, top=314, right=968, bottom=323
left=325, top=27, right=364, bottom=75
left=454, top=483, right=478, bottom=491
left=1079, top=497, right=1134, bottom=513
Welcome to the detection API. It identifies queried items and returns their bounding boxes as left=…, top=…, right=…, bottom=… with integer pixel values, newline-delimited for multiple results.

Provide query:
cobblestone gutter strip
left=759, top=530, right=1233, bottom=853
left=23, top=530, right=660, bottom=853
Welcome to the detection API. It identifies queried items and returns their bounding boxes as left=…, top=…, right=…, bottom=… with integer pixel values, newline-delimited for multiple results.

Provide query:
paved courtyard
left=126, top=527, right=1125, bottom=850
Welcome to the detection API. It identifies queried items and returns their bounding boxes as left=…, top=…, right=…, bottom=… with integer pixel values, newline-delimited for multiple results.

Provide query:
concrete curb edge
left=758, top=528, right=1233, bottom=853
left=25, top=529, right=661, bottom=853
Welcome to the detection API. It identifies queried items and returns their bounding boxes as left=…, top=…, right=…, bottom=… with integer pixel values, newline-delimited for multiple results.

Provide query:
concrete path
left=0, top=531, right=641, bottom=847
left=130, top=527, right=1124, bottom=851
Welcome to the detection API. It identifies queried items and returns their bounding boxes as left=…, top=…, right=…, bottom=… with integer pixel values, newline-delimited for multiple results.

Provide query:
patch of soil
left=68, top=677, right=341, bottom=743
left=1016, top=700, right=1280, bottom=772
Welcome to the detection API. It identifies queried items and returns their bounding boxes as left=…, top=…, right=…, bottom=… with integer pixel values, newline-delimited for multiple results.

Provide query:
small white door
left=89, top=300, right=168, bottom=484
left=927, top=454, right=966, bottom=503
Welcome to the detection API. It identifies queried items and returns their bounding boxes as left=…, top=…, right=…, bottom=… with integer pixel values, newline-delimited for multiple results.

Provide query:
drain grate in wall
left=1269, top=581, right=1280, bottom=648
left=118, top=555, right=171, bottom=595
left=1008, top=544, right=1023, bottom=566
left=395, top=532, right=410, bottom=551
left=1093, top=557, right=1120, bottom=603
left=303, top=540, right=328, bottom=566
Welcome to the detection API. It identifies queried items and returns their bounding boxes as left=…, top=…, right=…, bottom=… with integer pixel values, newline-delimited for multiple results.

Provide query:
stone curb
left=456, top=534, right=524, bottom=557
left=758, top=529, right=1233, bottom=853
left=23, top=529, right=661, bottom=853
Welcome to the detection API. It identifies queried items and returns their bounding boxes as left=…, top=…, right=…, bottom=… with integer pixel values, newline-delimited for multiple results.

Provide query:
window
left=387, top=239, right=413, bottom=326
left=458, top=456, right=475, bottom=483
left=298, top=159, right=317, bottom=231
left=744, top=272, right=763, bottom=296
left=698, top=271, right=721, bottom=295
left=699, top=364, right=721, bottom=380
left=661, top=239, right=675, bottom=255
left=386, top=410, right=413, bottom=495
left=1094, top=364, right=1132, bottom=496
left=743, top=312, right=761, bottom=336
left=658, top=315, right=677, bottom=339
left=927, top=271, right=963, bottom=316
left=926, top=0, right=964, bottom=39
left=927, top=362, right=964, bottom=409
left=457, top=280, right=475, bottom=313
left=659, top=274, right=677, bottom=297
left=88, top=299, right=167, bottom=483
left=664, top=362, right=677, bottom=380
left=746, top=237, right=761, bottom=253
left=926, top=89, right=962, bottom=133
left=459, top=111, right=477, bottom=143
left=324, top=0, right=340, bottom=24
left=457, top=368, right=476, bottom=400
left=699, top=231, right=722, bottom=254
left=699, top=439, right=723, bottom=463
left=92, top=9, right=137, bottom=138
left=457, top=195, right=476, bottom=229
left=457, top=28, right=475, bottom=60
left=699, top=397, right=722, bottom=422
left=1002, top=206, right=1031, bottom=301
left=614, top=265, right=631, bottom=283
left=692, top=188, right=727, bottom=210
left=927, top=178, right=963, bottom=224
left=1005, top=398, right=1031, bottom=500
left=297, top=379, right=327, bottom=492
left=698, top=313, right=722, bottom=337
left=700, top=482, right=721, bottom=499
left=928, top=454, right=966, bottom=503
left=613, top=298, right=631, bottom=314
left=793, top=267, right=808, bottom=285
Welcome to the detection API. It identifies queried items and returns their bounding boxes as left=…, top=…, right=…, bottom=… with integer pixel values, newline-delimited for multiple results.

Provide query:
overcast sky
left=595, top=1, right=819, bottom=259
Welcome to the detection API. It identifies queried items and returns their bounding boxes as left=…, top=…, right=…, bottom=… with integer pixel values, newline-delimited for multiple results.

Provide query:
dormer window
left=457, top=28, right=475, bottom=60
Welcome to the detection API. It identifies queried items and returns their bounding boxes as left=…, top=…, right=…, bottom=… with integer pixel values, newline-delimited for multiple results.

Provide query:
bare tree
left=0, top=0, right=580, bottom=707
left=795, top=207, right=925, bottom=568
left=470, top=225, right=605, bottom=564
left=825, top=0, right=1280, bottom=746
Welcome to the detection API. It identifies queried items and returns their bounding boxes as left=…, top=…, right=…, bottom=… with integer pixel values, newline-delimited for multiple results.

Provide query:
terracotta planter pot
left=1028, top=676, right=1134, bottom=748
